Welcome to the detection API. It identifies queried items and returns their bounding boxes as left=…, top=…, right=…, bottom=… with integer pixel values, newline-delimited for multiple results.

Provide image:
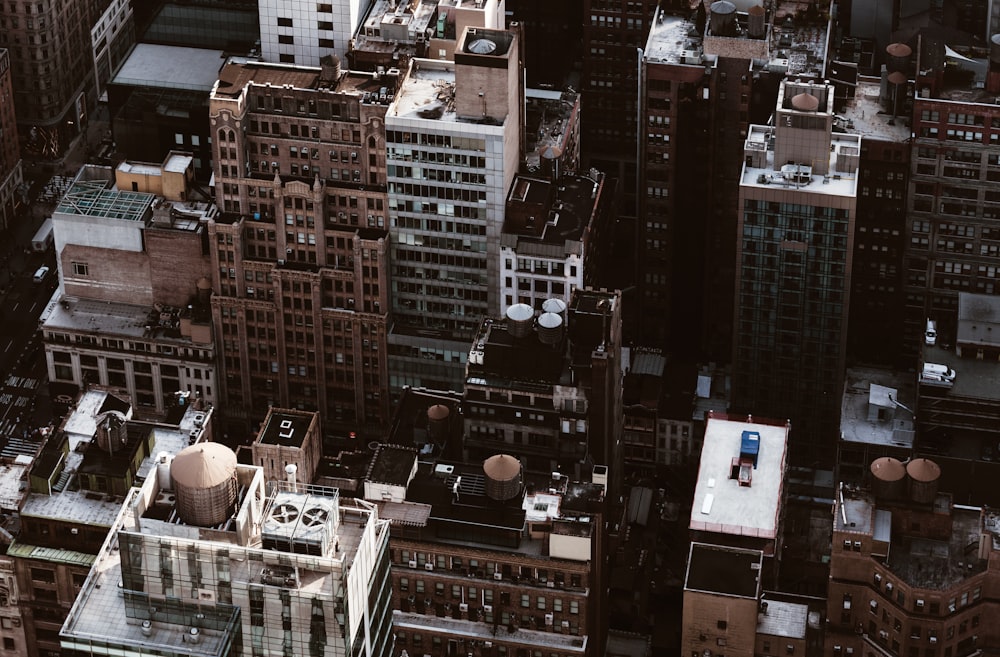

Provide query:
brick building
left=0, top=48, right=22, bottom=234
left=207, top=58, right=393, bottom=438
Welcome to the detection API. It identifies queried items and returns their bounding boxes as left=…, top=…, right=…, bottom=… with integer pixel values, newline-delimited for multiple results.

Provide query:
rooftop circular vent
left=467, top=38, right=497, bottom=54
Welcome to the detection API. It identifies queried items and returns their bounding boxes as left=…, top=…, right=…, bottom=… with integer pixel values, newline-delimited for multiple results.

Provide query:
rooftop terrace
left=741, top=125, right=860, bottom=197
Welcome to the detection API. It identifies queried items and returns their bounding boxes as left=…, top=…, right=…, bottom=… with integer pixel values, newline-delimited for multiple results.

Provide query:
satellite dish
left=468, top=38, right=497, bottom=54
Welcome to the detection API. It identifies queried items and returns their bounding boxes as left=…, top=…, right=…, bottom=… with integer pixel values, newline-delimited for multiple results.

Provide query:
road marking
left=3, top=342, right=9, bottom=353
left=10, top=303, right=17, bottom=312
left=30, top=302, right=37, bottom=313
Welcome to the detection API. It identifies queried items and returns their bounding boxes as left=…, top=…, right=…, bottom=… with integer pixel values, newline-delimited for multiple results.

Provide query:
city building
left=59, top=444, right=394, bottom=657
left=12, top=388, right=211, bottom=657
left=907, top=39, right=1000, bottom=358
left=506, top=0, right=581, bottom=86
left=251, top=407, right=324, bottom=484
left=825, top=458, right=998, bottom=657
left=682, top=412, right=791, bottom=656
left=135, top=1, right=259, bottom=52
left=207, top=57, right=393, bottom=439
left=833, top=70, right=911, bottom=367
left=348, top=0, right=505, bottom=72
left=463, top=288, right=623, bottom=489
left=360, top=442, right=609, bottom=657
left=41, top=158, right=217, bottom=418
left=499, top=170, right=610, bottom=313
left=0, top=48, right=23, bottom=235
left=732, top=79, right=860, bottom=463
left=0, top=0, right=134, bottom=157
left=107, top=44, right=227, bottom=181
left=386, top=26, right=523, bottom=392
left=523, top=88, right=581, bottom=180
left=259, top=0, right=373, bottom=65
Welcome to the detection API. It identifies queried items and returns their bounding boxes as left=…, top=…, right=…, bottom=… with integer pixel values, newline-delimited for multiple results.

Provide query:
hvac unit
left=493, top=572, right=502, bottom=580
left=425, top=562, right=434, bottom=571
left=408, top=560, right=417, bottom=568
left=459, top=603, right=469, bottom=612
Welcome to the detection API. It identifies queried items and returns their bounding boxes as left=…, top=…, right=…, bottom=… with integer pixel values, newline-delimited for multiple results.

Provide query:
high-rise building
left=0, top=48, right=22, bottom=235
left=732, top=80, right=859, bottom=463
left=258, top=0, right=373, bottom=66
left=0, top=0, right=134, bottom=157
left=207, top=58, right=393, bottom=439
left=682, top=412, right=790, bottom=656
left=59, top=446, right=394, bottom=657
left=463, top=288, right=623, bottom=493
left=386, top=26, right=523, bottom=392
left=42, top=158, right=218, bottom=417
left=13, top=389, right=212, bottom=657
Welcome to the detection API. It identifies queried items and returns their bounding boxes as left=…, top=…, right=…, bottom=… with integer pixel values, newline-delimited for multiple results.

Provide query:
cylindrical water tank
left=542, top=297, right=567, bottom=315
left=427, top=404, right=451, bottom=441
left=709, top=1, right=737, bottom=36
left=885, top=43, right=912, bottom=74
left=791, top=92, right=820, bottom=112
left=906, top=458, right=941, bottom=504
left=748, top=4, right=766, bottom=39
left=870, top=457, right=906, bottom=501
left=536, top=312, right=564, bottom=345
left=483, top=454, right=522, bottom=501
left=506, top=303, right=535, bottom=338
left=171, top=443, right=239, bottom=527
left=95, top=410, right=128, bottom=454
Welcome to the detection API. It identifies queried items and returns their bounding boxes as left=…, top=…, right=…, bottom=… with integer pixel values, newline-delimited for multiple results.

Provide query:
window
left=72, top=261, right=89, bottom=276
left=278, top=35, right=294, bottom=45
left=717, top=620, right=727, bottom=630
left=277, top=17, right=293, bottom=26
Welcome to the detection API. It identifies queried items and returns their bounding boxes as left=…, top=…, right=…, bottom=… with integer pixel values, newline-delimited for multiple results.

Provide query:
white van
left=32, top=266, right=49, bottom=283
left=925, top=319, right=937, bottom=346
left=921, top=362, right=955, bottom=384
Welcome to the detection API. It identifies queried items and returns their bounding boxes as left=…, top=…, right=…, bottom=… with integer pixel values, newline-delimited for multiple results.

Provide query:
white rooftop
left=111, top=44, right=226, bottom=92
left=840, top=366, right=915, bottom=448
left=756, top=599, right=809, bottom=639
left=644, top=10, right=702, bottom=64
left=740, top=124, right=860, bottom=197
left=0, top=460, right=29, bottom=511
left=690, top=415, right=788, bottom=540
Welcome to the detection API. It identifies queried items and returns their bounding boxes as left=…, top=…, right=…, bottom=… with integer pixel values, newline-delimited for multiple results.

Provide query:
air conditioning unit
left=459, top=603, right=468, bottom=612
left=561, top=621, right=570, bottom=629
left=493, top=572, right=502, bottom=580
left=546, top=581, right=555, bottom=588
left=408, top=560, right=417, bottom=568
left=483, top=605, right=493, bottom=613
left=544, top=613, right=554, bottom=625
left=484, top=642, right=492, bottom=648
left=425, top=562, right=434, bottom=571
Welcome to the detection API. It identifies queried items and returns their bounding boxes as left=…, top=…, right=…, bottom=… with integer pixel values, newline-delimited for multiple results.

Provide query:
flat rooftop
left=840, top=366, right=916, bottom=448
left=257, top=410, right=313, bottom=449
left=685, top=542, right=762, bottom=597
left=740, top=125, right=860, bottom=197
left=644, top=9, right=704, bottom=64
left=523, top=88, right=578, bottom=171
left=366, top=444, right=417, bottom=486
left=502, top=173, right=600, bottom=248
left=756, top=599, right=809, bottom=639
left=394, top=611, right=588, bottom=652
left=837, top=77, right=912, bottom=143
left=690, top=416, right=788, bottom=540
left=887, top=505, right=986, bottom=589
left=922, top=344, right=1000, bottom=402
left=212, top=59, right=392, bottom=102
left=957, top=292, right=1000, bottom=349
left=356, top=0, right=437, bottom=49
left=43, top=297, right=209, bottom=344
left=388, top=58, right=509, bottom=130
left=111, top=44, right=226, bottom=92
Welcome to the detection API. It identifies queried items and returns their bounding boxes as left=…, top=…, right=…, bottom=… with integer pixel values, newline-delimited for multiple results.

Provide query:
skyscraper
left=0, top=49, right=22, bottom=234
left=733, top=80, right=859, bottom=463
left=386, top=26, right=523, bottom=392
left=258, top=0, right=372, bottom=65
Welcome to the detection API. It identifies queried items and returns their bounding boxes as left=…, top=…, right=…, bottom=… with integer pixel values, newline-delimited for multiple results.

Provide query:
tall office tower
left=907, top=40, right=1000, bottom=352
left=0, top=49, right=22, bottom=234
left=349, top=0, right=506, bottom=72
left=259, top=0, right=373, bottom=66
left=682, top=412, right=792, bottom=657
left=831, top=65, right=911, bottom=367
left=42, top=158, right=218, bottom=417
left=360, top=439, right=610, bottom=657
left=386, top=26, right=523, bottom=392
left=60, top=450, right=394, bottom=657
left=580, top=0, right=659, bottom=221
left=15, top=389, right=213, bottom=657
left=0, top=0, right=133, bottom=158
left=506, top=0, right=581, bottom=86
left=208, top=59, right=393, bottom=439
left=464, top=288, right=623, bottom=496
left=733, top=80, right=859, bottom=464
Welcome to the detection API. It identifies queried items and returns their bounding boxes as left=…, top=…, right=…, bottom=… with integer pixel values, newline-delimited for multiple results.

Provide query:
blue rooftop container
left=740, top=430, right=760, bottom=468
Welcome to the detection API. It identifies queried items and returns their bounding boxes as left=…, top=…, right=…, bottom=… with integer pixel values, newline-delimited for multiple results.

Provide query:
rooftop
left=42, top=297, right=211, bottom=345
left=740, top=125, right=860, bottom=197
left=366, top=444, right=418, bottom=487
left=502, top=172, right=602, bottom=250
left=0, top=456, right=30, bottom=512
left=756, top=599, right=809, bottom=639
left=840, top=366, right=916, bottom=448
left=55, top=174, right=155, bottom=223
left=111, top=44, right=226, bottom=92
left=957, top=292, right=1000, bottom=349
left=644, top=9, right=705, bottom=65
left=887, top=505, right=986, bottom=589
left=523, top=88, right=579, bottom=172
left=835, top=77, right=912, bottom=143
left=685, top=542, right=762, bottom=597
left=690, top=414, right=788, bottom=540
left=384, top=387, right=464, bottom=454
left=212, top=59, right=396, bottom=104
left=393, top=611, right=588, bottom=652
left=387, top=58, right=508, bottom=129
left=355, top=0, right=438, bottom=51
left=922, top=343, right=1000, bottom=401
left=257, top=410, right=314, bottom=449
